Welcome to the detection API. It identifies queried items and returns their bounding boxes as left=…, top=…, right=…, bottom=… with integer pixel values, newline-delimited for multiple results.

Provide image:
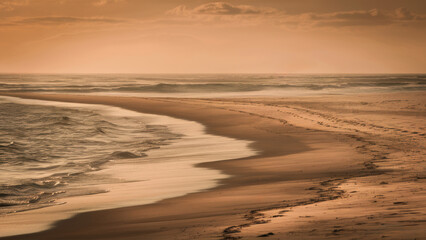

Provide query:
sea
left=0, top=73, right=424, bottom=236
left=0, top=74, right=425, bottom=97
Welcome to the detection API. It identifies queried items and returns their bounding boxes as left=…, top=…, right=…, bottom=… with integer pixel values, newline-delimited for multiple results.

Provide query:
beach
left=2, top=0, right=426, bottom=238
left=0, top=91, right=424, bottom=239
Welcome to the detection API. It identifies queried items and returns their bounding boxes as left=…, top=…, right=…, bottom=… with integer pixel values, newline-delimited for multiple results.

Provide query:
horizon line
left=0, top=72, right=425, bottom=75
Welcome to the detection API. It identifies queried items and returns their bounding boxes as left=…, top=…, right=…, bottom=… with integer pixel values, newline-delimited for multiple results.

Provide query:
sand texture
left=0, top=92, right=425, bottom=240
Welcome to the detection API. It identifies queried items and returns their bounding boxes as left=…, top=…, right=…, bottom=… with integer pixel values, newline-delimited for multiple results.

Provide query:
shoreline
left=0, top=92, right=424, bottom=239
left=0, top=96, right=255, bottom=237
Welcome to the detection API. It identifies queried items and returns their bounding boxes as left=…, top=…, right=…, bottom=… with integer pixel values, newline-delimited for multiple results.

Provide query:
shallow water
left=0, top=96, right=256, bottom=237
left=0, top=96, right=182, bottom=215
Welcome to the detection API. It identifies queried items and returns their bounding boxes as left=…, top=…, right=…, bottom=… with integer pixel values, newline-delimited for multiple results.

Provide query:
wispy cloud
left=0, top=0, right=28, bottom=11
left=92, top=0, right=125, bottom=7
left=166, top=2, right=426, bottom=29
left=288, top=8, right=426, bottom=28
left=9, top=16, right=125, bottom=25
left=167, top=2, right=276, bottom=16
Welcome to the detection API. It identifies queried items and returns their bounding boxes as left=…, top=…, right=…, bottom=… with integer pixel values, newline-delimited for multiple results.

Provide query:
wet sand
left=0, top=92, right=425, bottom=239
left=0, top=96, right=256, bottom=237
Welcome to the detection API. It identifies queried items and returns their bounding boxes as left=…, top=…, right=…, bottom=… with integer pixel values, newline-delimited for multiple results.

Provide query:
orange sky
left=0, top=0, right=425, bottom=73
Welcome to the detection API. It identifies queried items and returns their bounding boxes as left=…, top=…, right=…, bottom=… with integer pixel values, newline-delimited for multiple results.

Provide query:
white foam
left=0, top=96, right=256, bottom=237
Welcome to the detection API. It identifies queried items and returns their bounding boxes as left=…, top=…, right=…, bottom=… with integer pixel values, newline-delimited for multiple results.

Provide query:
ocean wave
left=0, top=100, right=181, bottom=215
left=2, top=80, right=426, bottom=93
left=110, top=151, right=147, bottom=159
left=0, top=73, right=424, bottom=94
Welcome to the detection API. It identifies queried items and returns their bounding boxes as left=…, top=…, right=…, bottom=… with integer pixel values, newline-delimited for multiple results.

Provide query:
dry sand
left=0, top=92, right=425, bottom=240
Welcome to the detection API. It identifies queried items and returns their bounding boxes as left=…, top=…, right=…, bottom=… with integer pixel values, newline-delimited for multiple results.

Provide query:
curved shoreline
left=0, top=96, right=256, bottom=237
left=0, top=92, right=382, bottom=240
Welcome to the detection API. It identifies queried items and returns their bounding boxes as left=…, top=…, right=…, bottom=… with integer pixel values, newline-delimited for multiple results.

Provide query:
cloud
left=0, top=0, right=28, bottom=11
left=295, top=8, right=425, bottom=27
left=92, top=0, right=125, bottom=7
left=167, top=2, right=276, bottom=16
left=193, top=2, right=275, bottom=15
left=14, top=16, right=125, bottom=25
left=394, top=8, right=417, bottom=20
left=166, top=2, right=425, bottom=29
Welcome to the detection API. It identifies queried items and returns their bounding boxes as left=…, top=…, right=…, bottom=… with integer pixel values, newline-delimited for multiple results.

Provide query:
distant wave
left=1, top=74, right=425, bottom=93
left=1, top=82, right=425, bottom=93
left=110, top=151, right=147, bottom=159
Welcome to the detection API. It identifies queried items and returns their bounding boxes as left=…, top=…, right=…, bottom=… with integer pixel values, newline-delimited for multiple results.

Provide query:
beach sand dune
left=0, top=92, right=425, bottom=240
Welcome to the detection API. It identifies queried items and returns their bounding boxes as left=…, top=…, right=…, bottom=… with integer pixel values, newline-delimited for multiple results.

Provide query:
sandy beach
left=0, top=92, right=425, bottom=240
left=2, top=0, right=425, bottom=239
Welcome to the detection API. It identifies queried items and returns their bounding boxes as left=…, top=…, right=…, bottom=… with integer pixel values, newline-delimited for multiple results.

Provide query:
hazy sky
left=1, top=0, right=425, bottom=73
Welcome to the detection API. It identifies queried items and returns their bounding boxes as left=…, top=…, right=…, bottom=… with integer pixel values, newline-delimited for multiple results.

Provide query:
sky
left=0, top=0, right=425, bottom=73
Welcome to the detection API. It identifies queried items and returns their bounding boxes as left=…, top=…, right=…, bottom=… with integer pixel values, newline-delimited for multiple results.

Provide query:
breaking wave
left=0, top=74, right=425, bottom=94
left=0, top=99, right=181, bottom=215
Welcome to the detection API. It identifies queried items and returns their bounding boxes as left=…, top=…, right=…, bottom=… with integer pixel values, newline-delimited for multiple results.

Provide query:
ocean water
left=0, top=96, right=181, bottom=215
left=0, top=74, right=424, bottom=235
left=0, top=89, right=256, bottom=236
left=0, top=74, right=425, bottom=97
